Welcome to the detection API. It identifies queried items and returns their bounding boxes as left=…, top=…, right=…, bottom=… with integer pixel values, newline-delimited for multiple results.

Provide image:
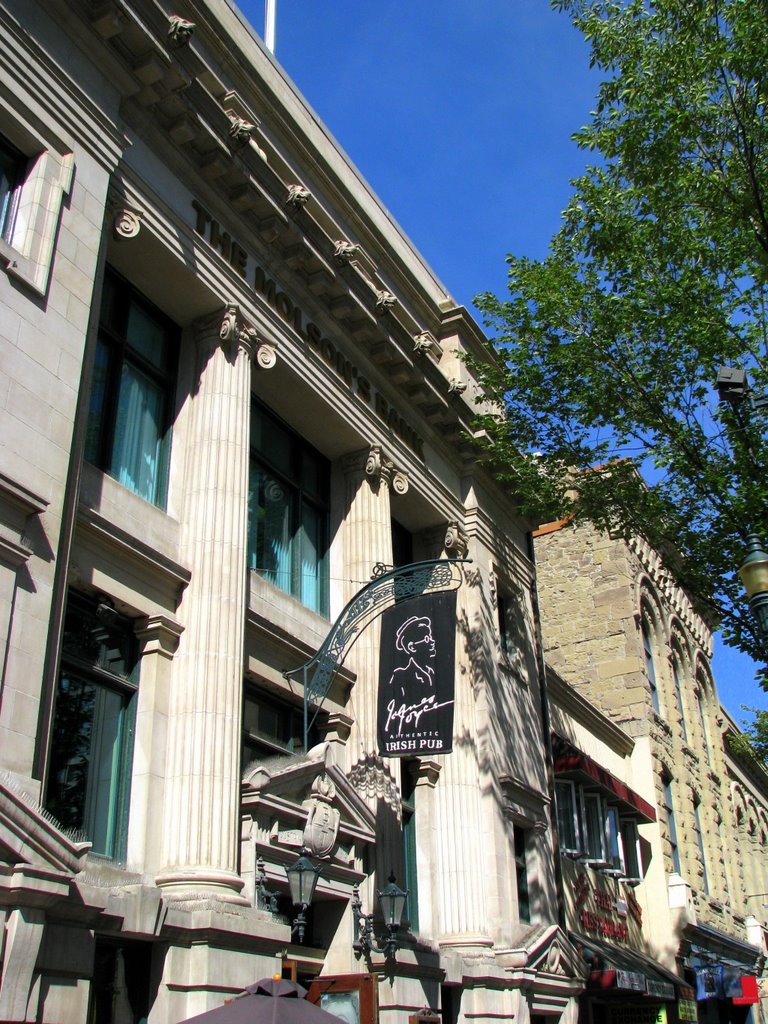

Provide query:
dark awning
left=553, top=737, right=656, bottom=823
left=571, top=932, right=683, bottom=1002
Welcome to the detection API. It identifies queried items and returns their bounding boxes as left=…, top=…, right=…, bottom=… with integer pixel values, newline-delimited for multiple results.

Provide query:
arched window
left=641, top=607, right=661, bottom=715
left=670, top=637, right=688, bottom=742
left=694, top=668, right=712, bottom=759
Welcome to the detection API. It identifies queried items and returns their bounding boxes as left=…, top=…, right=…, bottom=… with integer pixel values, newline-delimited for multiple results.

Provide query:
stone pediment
left=495, top=925, right=586, bottom=1015
left=0, top=774, right=90, bottom=880
left=241, top=743, right=376, bottom=855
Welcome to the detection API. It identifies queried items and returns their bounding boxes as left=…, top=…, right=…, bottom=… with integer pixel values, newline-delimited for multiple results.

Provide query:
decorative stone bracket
left=219, top=303, right=277, bottom=369
left=365, top=444, right=408, bottom=494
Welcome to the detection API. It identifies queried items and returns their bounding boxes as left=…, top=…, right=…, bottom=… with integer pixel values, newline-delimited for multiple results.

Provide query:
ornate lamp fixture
left=352, top=873, right=408, bottom=959
left=739, top=535, right=768, bottom=640
left=285, top=848, right=324, bottom=944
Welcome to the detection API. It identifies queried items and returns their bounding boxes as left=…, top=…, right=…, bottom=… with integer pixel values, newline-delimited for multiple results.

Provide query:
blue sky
left=237, top=0, right=766, bottom=725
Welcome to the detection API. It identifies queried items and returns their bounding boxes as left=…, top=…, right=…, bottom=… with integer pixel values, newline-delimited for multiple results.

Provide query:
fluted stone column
left=157, top=305, right=271, bottom=902
left=431, top=525, right=492, bottom=947
left=342, top=445, right=399, bottom=756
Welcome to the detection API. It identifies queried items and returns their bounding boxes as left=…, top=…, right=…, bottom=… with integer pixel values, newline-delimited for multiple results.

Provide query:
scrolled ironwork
left=285, top=559, right=469, bottom=749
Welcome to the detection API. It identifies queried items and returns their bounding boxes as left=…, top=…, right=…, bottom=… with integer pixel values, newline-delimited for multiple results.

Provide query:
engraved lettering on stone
left=287, top=184, right=311, bottom=208
left=375, top=289, right=396, bottom=314
left=168, top=15, right=195, bottom=47
left=112, top=208, right=142, bottom=241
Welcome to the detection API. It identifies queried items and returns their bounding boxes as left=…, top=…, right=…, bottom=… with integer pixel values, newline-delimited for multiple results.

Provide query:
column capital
left=342, top=444, right=409, bottom=494
left=444, top=520, right=469, bottom=559
left=135, top=614, right=184, bottom=659
left=194, top=303, right=277, bottom=369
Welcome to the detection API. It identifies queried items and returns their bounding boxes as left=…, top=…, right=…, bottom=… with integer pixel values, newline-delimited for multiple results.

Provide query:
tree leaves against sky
left=473, top=0, right=768, bottom=681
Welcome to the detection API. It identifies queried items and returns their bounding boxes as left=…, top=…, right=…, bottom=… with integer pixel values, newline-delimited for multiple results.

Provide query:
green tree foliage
left=473, top=0, right=768, bottom=676
left=729, top=707, right=768, bottom=767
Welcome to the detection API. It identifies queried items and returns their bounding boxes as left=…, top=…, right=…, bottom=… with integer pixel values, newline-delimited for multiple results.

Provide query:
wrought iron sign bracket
left=284, top=558, right=470, bottom=751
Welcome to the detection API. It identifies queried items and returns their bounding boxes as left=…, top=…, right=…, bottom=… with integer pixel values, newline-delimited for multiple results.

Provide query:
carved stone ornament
left=302, top=773, right=340, bottom=859
left=219, top=304, right=239, bottom=343
left=375, top=289, right=397, bottom=315
left=112, top=208, right=142, bottom=241
left=167, top=15, right=195, bottom=47
left=333, top=239, right=359, bottom=263
left=365, top=445, right=383, bottom=480
left=413, top=331, right=436, bottom=357
left=448, top=377, right=467, bottom=395
left=229, top=116, right=255, bottom=146
left=255, top=342, right=277, bottom=370
left=444, top=521, right=469, bottom=559
left=391, top=470, right=409, bottom=495
left=349, top=755, right=401, bottom=814
left=287, top=183, right=311, bottom=208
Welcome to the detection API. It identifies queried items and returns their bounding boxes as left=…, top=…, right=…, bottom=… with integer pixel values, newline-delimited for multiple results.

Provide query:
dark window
left=514, top=825, right=530, bottom=923
left=694, top=798, right=709, bottom=894
left=0, top=134, right=25, bottom=243
left=391, top=518, right=413, bottom=568
left=555, top=780, right=582, bottom=855
left=248, top=401, right=329, bottom=616
left=497, top=586, right=523, bottom=660
left=663, top=775, right=682, bottom=875
left=401, top=762, right=419, bottom=931
left=620, top=818, right=641, bottom=880
left=45, top=592, right=138, bottom=860
left=582, top=792, right=608, bottom=866
left=642, top=618, right=661, bottom=714
left=85, top=269, right=178, bottom=508
left=241, top=686, right=319, bottom=765
left=672, top=649, right=688, bottom=741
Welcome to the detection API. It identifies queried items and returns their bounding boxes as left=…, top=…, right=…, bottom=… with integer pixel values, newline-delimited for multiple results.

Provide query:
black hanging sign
left=377, top=590, right=456, bottom=757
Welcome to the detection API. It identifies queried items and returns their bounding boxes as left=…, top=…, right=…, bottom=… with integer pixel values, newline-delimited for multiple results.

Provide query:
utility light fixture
left=285, top=849, right=324, bottom=944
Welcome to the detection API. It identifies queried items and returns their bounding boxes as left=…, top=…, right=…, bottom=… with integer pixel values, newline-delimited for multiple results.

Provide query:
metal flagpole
left=264, top=0, right=276, bottom=53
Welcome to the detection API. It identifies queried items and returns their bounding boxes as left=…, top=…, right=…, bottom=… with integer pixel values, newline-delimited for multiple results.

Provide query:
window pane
left=85, top=338, right=110, bottom=465
left=0, top=135, right=25, bottom=242
left=126, top=299, right=171, bottom=371
left=47, top=673, right=130, bottom=857
left=583, top=794, right=606, bottom=863
left=299, top=502, right=327, bottom=615
left=112, top=363, right=167, bottom=505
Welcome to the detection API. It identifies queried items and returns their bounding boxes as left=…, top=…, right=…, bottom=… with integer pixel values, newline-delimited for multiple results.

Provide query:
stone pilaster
left=341, top=445, right=395, bottom=756
left=157, top=305, right=264, bottom=902
left=433, top=526, right=492, bottom=947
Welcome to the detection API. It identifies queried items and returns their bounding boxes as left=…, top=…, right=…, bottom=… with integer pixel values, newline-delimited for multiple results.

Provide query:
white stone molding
left=375, top=289, right=396, bottom=315
left=286, top=183, right=311, bottom=208
left=228, top=115, right=255, bottom=146
left=302, top=774, right=341, bottom=858
left=333, top=239, right=359, bottom=263
left=167, top=15, right=195, bottom=47
left=112, top=206, right=142, bottom=241
left=0, top=907, right=45, bottom=1022
left=444, top=520, right=469, bottom=559
left=448, top=377, right=467, bottom=395
left=135, top=614, right=184, bottom=660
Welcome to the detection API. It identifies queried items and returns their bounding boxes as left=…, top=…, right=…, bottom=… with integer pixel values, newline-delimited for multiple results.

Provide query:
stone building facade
left=534, top=518, right=768, bottom=1024
left=0, top=1, right=584, bottom=1022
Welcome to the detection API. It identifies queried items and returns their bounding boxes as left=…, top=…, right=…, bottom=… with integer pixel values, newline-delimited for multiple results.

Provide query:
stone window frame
left=638, top=584, right=665, bottom=717
left=0, top=96, right=74, bottom=296
left=668, top=626, right=691, bottom=744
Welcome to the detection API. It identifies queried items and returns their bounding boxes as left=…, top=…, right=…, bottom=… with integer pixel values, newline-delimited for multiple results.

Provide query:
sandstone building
left=534, top=518, right=768, bottom=1024
left=0, top=1, right=583, bottom=1021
